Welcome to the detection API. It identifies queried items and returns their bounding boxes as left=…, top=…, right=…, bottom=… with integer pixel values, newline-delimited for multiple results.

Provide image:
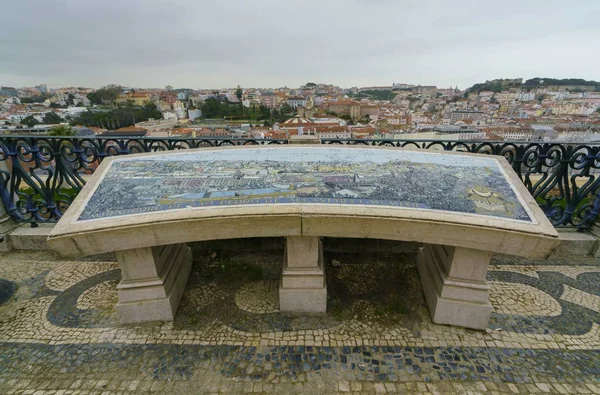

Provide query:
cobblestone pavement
left=0, top=246, right=599, bottom=394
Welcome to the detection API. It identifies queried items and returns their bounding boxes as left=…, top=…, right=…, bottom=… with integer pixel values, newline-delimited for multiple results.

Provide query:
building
left=328, top=101, right=361, bottom=119
left=359, top=86, right=394, bottom=91
left=188, top=109, right=202, bottom=122
left=118, top=92, right=151, bottom=106
left=450, top=110, right=484, bottom=123
left=279, top=116, right=314, bottom=131
left=517, top=92, right=536, bottom=102
left=434, top=126, right=486, bottom=140
left=360, top=105, right=380, bottom=119
left=35, top=84, right=48, bottom=94
left=260, top=93, right=281, bottom=109
left=163, top=111, right=177, bottom=120
left=312, top=125, right=350, bottom=139
left=174, top=107, right=187, bottom=119
left=287, top=97, right=307, bottom=109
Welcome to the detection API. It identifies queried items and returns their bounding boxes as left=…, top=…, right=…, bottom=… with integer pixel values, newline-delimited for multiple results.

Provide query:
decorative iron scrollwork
left=0, top=136, right=286, bottom=222
left=0, top=136, right=598, bottom=229
left=321, top=138, right=600, bottom=230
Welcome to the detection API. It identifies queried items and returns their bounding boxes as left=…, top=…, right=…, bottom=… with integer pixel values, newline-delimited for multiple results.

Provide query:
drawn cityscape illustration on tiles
left=77, top=148, right=532, bottom=222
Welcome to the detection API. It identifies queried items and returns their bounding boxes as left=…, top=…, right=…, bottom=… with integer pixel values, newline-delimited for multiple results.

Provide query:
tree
left=87, top=86, right=121, bottom=106
left=235, top=86, right=243, bottom=116
left=48, top=125, right=76, bottom=136
left=71, top=102, right=162, bottom=129
left=20, top=95, right=48, bottom=104
left=279, top=103, right=293, bottom=115
left=21, top=116, right=37, bottom=127
left=43, top=112, right=63, bottom=124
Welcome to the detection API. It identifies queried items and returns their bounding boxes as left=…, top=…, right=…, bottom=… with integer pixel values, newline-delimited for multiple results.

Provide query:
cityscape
left=79, top=147, right=531, bottom=222
left=1, top=77, right=599, bottom=143
left=2, top=1, right=600, bottom=394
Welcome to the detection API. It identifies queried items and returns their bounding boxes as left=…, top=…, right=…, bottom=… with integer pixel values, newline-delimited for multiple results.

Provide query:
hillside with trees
left=71, top=102, right=162, bottom=129
left=522, top=78, right=600, bottom=89
left=347, top=90, right=397, bottom=101
left=467, top=78, right=600, bottom=93
left=467, top=79, right=522, bottom=93
left=198, top=98, right=294, bottom=124
left=86, top=85, right=123, bottom=106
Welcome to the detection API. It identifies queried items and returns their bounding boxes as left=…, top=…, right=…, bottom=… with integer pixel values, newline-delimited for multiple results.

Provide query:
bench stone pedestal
left=115, top=243, right=192, bottom=324
left=279, top=236, right=327, bottom=313
left=417, top=244, right=492, bottom=330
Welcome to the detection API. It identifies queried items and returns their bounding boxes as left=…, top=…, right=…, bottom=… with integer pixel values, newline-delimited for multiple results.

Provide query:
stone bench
left=47, top=146, right=559, bottom=330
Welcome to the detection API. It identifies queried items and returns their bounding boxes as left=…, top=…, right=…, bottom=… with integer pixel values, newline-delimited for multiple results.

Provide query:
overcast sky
left=1, top=0, right=599, bottom=90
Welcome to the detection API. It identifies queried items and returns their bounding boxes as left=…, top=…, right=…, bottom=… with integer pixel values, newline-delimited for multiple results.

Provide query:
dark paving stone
left=1, top=342, right=598, bottom=384
left=0, top=278, right=16, bottom=305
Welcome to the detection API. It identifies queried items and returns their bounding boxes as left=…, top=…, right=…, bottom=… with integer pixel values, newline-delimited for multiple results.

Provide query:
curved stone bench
left=47, top=146, right=559, bottom=329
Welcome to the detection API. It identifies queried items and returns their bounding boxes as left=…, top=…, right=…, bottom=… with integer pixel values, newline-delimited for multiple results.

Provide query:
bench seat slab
left=279, top=236, right=327, bottom=313
left=115, top=243, right=192, bottom=324
left=417, top=244, right=492, bottom=330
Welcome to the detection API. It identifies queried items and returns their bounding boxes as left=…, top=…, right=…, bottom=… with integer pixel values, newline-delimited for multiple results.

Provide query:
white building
left=287, top=97, right=307, bottom=109
left=163, top=111, right=177, bottom=120
left=517, top=92, right=536, bottom=102
left=174, top=107, right=187, bottom=119
left=188, top=109, right=202, bottom=121
left=62, top=107, right=88, bottom=117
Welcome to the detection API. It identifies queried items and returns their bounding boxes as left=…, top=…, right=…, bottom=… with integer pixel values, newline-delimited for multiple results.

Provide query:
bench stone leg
left=279, top=236, right=327, bottom=313
left=115, top=243, right=192, bottom=324
left=417, top=244, right=492, bottom=330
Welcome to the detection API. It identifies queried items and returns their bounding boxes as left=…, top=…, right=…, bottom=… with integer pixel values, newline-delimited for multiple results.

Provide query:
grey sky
left=1, top=0, right=599, bottom=89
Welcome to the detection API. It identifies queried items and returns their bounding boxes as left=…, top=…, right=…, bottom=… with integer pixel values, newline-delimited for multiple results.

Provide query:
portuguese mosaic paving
left=78, top=147, right=532, bottom=222
left=1, top=246, right=599, bottom=394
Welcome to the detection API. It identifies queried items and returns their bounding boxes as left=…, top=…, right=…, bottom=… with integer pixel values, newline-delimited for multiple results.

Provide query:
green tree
left=339, top=114, right=352, bottom=122
left=491, top=82, right=503, bottom=93
left=279, top=103, right=293, bottom=115
left=71, top=102, right=162, bottom=129
left=87, top=86, right=121, bottom=106
left=48, top=125, right=76, bottom=136
left=20, top=95, right=48, bottom=104
left=43, top=112, right=63, bottom=124
left=21, top=115, right=38, bottom=127
left=235, top=86, right=243, bottom=116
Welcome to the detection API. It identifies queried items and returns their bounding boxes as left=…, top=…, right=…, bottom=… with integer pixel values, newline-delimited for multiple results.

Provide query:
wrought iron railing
left=322, top=138, right=600, bottom=230
left=0, top=136, right=598, bottom=230
left=0, top=136, right=286, bottom=223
